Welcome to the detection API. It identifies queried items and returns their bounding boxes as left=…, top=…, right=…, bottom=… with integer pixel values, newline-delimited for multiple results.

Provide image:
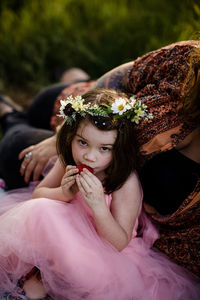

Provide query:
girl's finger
left=66, top=168, right=79, bottom=176
left=65, top=176, right=75, bottom=183
left=76, top=176, right=87, bottom=196
left=78, top=175, right=92, bottom=193
left=65, top=166, right=78, bottom=175
left=80, top=169, right=99, bottom=187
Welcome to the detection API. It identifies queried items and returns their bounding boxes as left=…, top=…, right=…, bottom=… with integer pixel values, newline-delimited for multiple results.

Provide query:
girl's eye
left=79, top=140, right=87, bottom=146
left=101, top=147, right=110, bottom=152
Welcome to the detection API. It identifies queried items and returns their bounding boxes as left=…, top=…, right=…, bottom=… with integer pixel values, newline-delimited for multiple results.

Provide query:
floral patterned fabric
left=127, top=41, right=200, bottom=166
left=50, top=40, right=200, bottom=277
left=144, top=178, right=200, bottom=277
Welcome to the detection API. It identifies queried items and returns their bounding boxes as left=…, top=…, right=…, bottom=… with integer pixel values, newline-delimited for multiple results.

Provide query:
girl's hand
left=61, top=165, right=79, bottom=197
left=76, top=168, right=106, bottom=210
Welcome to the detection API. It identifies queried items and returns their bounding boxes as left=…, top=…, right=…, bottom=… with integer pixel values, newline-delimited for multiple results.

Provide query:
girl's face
left=72, top=120, right=117, bottom=179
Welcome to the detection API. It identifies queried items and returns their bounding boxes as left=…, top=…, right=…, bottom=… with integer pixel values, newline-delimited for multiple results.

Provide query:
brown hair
left=56, top=88, right=138, bottom=194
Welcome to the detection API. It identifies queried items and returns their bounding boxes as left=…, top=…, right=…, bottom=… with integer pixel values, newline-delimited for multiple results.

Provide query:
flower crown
left=58, top=95, right=153, bottom=125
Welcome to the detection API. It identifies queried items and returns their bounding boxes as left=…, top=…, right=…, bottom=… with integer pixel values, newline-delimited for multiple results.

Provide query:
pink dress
left=0, top=183, right=199, bottom=299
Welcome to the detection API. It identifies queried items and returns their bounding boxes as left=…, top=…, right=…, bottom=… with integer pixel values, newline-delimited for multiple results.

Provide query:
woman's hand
left=61, top=165, right=79, bottom=197
left=19, top=135, right=57, bottom=183
left=76, top=168, right=106, bottom=210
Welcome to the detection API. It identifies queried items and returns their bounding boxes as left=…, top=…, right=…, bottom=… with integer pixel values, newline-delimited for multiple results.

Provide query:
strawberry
left=77, top=164, right=94, bottom=174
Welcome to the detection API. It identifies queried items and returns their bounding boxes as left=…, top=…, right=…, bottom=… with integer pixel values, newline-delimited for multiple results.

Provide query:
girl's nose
left=83, top=150, right=96, bottom=162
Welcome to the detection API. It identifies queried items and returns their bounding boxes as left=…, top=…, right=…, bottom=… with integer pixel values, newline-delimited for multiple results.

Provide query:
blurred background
left=0, top=0, right=199, bottom=106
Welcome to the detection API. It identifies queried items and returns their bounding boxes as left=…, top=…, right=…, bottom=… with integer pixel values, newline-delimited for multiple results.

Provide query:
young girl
left=0, top=89, right=199, bottom=299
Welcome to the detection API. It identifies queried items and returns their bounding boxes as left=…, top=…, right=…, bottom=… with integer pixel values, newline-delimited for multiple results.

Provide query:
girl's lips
left=77, top=164, right=94, bottom=174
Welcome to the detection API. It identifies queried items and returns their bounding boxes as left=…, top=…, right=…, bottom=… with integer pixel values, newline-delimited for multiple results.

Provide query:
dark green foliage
left=0, top=0, right=199, bottom=92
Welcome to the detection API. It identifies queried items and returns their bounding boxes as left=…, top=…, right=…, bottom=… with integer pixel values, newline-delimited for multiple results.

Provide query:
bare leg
left=23, top=273, right=47, bottom=299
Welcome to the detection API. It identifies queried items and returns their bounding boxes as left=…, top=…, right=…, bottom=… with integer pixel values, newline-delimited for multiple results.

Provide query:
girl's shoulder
left=112, top=171, right=142, bottom=205
left=123, top=171, right=142, bottom=192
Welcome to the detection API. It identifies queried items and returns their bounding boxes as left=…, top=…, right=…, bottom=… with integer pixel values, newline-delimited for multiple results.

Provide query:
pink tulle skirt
left=0, top=184, right=199, bottom=299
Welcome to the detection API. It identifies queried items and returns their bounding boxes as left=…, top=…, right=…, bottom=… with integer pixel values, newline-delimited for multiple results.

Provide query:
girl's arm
left=32, top=158, right=78, bottom=202
left=76, top=170, right=142, bottom=251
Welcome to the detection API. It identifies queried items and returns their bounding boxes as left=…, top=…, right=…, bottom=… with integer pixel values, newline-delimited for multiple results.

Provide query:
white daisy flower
left=111, top=98, right=129, bottom=115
